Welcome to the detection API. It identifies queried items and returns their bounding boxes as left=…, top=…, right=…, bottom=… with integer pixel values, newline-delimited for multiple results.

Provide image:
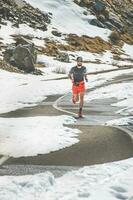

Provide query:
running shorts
left=72, top=81, right=85, bottom=94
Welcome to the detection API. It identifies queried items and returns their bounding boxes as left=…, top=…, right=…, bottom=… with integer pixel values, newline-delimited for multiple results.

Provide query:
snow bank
left=0, top=157, right=133, bottom=200
left=0, top=69, right=71, bottom=114
left=0, top=115, right=79, bottom=157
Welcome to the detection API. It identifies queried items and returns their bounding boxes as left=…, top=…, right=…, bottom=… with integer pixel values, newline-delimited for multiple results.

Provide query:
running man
left=68, top=56, right=88, bottom=118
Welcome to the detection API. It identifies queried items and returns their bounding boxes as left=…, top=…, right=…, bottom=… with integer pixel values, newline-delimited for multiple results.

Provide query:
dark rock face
left=74, top=0, right=133, bottom=34
left=51, top=30, right=62, bottom=37
left=0, top=0, right=51, bottom=31
left=4, top=42, right=37, bottom=72
left=92, top=1, right=106, bottom=13
left=13, top=44, right=35, bottom=72
left=90, top=18, right=105, bottom=28
left=108, top=13, right=124, bottom=31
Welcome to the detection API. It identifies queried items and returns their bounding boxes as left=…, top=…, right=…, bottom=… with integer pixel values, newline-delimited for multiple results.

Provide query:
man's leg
left=72, top=93, right=79, bottom=104
left=78, top=92, right=84, bottom=117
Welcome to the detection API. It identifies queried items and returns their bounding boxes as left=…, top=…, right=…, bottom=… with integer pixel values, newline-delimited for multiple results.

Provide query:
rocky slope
left=0, top=0, right=132, bottom=73
left=74, top=0, right=133, bottom=34
left=0, top=0, right=51, bottom=31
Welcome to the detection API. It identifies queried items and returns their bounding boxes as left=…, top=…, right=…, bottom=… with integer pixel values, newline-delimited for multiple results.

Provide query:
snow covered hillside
left=25, top=0, right=111, bottom=40
left=0, top=1, right=133, bottom=200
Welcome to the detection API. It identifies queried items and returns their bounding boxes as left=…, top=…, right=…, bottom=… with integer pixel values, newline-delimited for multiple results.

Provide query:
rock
left=90, top=18, right=105, bottom=28
left=31, top=68, right=43, bottom=75
left=104, top=21, right=116, bottom=30
left=35, top=24, right=47, bottom=31
left=13, top=36, right=33, bottom=46
left=83, top=11, right=88, bottom=16
left=56, top=52, right=70, bottom=62
left=92, top=1, right=107, bottom=13
left=0, top=5, right=10, bottom=20
left=109, top=13, right=124, bottom=31
left=74, top=0, right=93, bottom=8
left=13, top=44, right=35, bottom=72
left=98, top=14, right=106, bottom=22
left=109, top=30, right=121, bottom=45
left=13, top=0, right=25, bottom=8
left=4, top=43, right=37, bottom=73
left=51, top=30, right=62, bottom=37
left=0, top=0, right=51, bottom=32
left=3, top=45, right=15, bottom=62
left=12, top=22, right=20, bottom=28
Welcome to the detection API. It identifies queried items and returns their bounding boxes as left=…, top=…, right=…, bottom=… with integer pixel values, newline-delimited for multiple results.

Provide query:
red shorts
left=72, top=81, right=85, bottom=95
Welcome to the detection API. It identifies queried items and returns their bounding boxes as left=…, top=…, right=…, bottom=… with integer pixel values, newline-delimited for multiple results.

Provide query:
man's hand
left=71, top=79, right=74, bottom=83
left=85, top=78, right=88, bottom=82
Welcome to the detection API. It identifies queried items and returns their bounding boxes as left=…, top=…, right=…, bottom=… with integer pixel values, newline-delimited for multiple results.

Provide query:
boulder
left=56, top=52, right=70, bottom=62
left=13, top=44, right=35, bottom=72
left=92, top=1, right=107, bottom=13
left=90, top=18, right=105, bottom=28
left=109, top=30, right=121, bottom=45
left=4, top=43, right=37, bottom=72
left=98, top=14, right=106, bottom=23
left=51, top=30, right=62, bottom=37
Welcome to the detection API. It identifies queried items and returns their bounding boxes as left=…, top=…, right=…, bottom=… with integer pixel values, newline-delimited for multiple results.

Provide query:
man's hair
left=76, top=56, right=83, bottom=62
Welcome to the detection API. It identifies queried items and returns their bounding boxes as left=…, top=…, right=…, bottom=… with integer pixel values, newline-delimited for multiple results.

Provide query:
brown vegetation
left=0, top=59, right=24, bottom=73
left=42, top=34, right=112, bottom=57
left=42, top=40, right=59, bottom=56
left=120, top=33, right=133, bottom=45
left=63, top=34, right=112, bottom=53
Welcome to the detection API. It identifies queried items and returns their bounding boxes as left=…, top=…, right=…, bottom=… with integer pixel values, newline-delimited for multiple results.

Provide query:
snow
left=123, top=43, right=133, bottom=59
left=37, top=51, right=117, bottom=75
left=85, top=82, right=133, bottom=102
left=0, top=63, right=132, bottom=199
left=0, top=66, right=133, bottom=114
left=0, top=0, right=111, bottom=51
left=0, top=21, right=15, bottom=44
left=0, top=21, right=52, bottom=46
left=105, top=117, right=133, bottom=126
left=0, top=69, right=71, bottom=114
left=25, top=0, right=111, bottom=41
left=0, top=157, right=133, bottom=200
left=0, top=1, right=133, bottom=198
left=85, top=80, right=133, bottom=125
left=0, top=115, right=79, bottom=157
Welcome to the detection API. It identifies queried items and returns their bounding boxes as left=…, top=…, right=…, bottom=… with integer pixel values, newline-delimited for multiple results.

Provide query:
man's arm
left=85, top=74, right=88, bottom=82
left=68, top=68, right=74, bottom=81
left=84, top=67, right=88, bottom=82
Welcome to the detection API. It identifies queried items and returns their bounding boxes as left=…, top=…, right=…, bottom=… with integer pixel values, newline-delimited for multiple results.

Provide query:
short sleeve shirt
left=69, top=66, right=87, bottom=82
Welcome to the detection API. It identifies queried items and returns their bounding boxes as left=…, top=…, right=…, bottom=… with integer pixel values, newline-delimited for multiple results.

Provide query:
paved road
left=0, top=70, right=133, bottom=176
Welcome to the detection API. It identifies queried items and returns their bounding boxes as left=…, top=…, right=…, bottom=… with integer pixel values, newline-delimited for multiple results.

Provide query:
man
left=68, top=56, right=88, bottom=118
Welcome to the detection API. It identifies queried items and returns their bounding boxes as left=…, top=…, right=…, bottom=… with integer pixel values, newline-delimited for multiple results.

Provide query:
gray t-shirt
left=69, top=66, right=87, bottom=83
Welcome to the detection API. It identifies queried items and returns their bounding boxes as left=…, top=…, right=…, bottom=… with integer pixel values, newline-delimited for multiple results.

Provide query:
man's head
left=76, top=56, right=83, bottom=66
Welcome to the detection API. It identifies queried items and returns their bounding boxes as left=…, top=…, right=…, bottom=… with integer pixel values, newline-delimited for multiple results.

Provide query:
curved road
left=0, top=69, right=133, bottom=176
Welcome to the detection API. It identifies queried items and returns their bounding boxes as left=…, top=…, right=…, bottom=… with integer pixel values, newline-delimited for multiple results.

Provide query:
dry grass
left=120, top=33, right=133, bottom=45
left=60, top=34, right=112, bottom=53
left=0, top=59, right=24, bottom=74
left=41, top=35, right=112, bottom=57
left=42, top=40, right=59, bottom=56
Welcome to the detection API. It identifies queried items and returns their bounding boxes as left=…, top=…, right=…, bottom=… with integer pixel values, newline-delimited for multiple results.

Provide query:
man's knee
left=80, top=92, right=84, bottom=99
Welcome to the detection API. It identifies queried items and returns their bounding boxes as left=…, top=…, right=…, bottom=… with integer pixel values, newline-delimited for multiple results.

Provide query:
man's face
left=77, top=60, right=83, bottom=66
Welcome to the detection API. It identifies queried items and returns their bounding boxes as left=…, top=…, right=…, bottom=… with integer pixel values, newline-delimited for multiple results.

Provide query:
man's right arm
left=68, top=68, right=74, bottom=81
